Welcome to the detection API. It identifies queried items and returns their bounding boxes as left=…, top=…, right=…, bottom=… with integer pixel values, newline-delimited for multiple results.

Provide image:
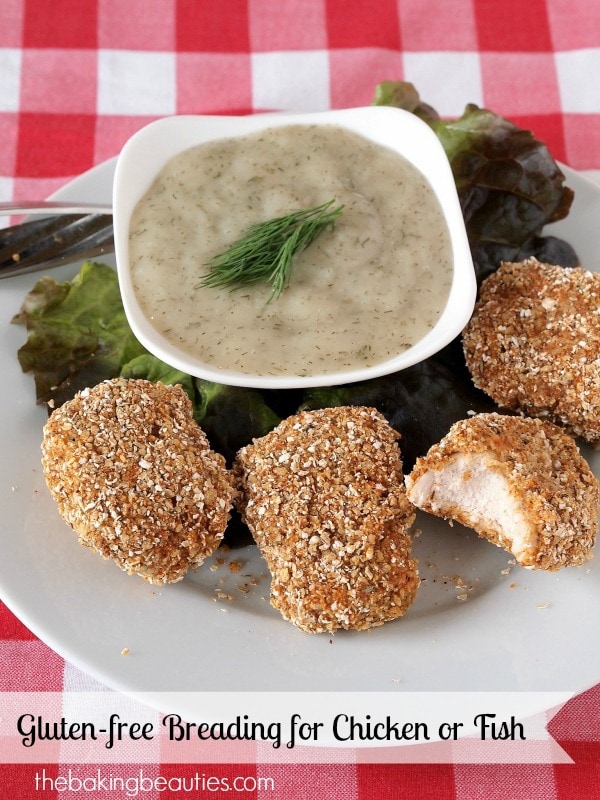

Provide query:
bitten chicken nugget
left=405, top=412, right=599, bottom=570
left=41, top=378, right=236, bottom=584
left=234, top=406, right=419, bottom=633
left=463, top=258, right=600, bottom=442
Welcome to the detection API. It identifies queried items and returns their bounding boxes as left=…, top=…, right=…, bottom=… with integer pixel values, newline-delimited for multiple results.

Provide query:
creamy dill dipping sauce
left=129, top=124, right=453, bottom=377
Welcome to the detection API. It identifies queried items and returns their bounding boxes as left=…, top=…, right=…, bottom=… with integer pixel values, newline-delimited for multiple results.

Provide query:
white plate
left=1, top=159, right=599, bottom=706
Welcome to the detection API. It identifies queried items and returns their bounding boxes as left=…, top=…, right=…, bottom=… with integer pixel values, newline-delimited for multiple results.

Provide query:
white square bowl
left=113, top=106, right=476, bottom=389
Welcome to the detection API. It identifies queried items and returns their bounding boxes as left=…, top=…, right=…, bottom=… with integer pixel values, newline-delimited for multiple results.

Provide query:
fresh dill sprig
left=199, top=199, right=344, bottom=302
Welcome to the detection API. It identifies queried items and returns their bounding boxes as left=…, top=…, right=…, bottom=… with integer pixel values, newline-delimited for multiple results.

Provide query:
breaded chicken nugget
left=41, top=378, right=236, bottom=584
left=405, top=412, right=599, bottom=570
left=234, top=406, right=419, bottom=633
left=463, top=258, right=600, bottom=442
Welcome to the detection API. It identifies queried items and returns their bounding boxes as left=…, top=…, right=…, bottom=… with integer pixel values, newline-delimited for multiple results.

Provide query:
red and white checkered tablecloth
left=1, top=1, right=599, bottom=798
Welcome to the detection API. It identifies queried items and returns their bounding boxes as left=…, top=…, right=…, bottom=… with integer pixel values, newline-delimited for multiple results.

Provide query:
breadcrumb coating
left=406, top=412, right=599, bottom=570
left=463, top=258, right=600, bottom=442
left=41, top=378, right=236, bottom=584
left=234, top=406, right=419, bottom=633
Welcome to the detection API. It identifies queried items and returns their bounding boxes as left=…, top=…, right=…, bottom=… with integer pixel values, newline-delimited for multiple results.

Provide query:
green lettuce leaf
left=13, top=261, right=147, bottom=407
left=372, top=81, right=440, bottom=123
left=430, top=104, right=574, bottom=243
left=373, top=81, right=578, bottom=280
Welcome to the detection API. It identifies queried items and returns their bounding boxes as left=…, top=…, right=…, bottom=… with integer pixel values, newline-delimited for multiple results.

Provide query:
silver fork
left=0, top=201, right=114, bottom=278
